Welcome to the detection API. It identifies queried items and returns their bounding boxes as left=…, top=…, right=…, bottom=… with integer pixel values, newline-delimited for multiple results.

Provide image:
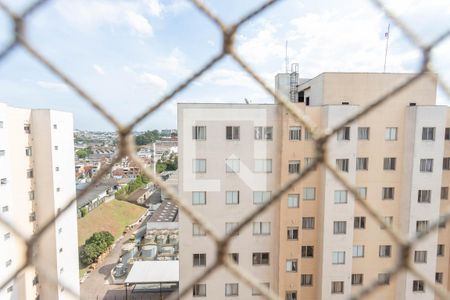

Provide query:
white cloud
left=201, top=68, right=257, bottom=89
left=93, top=64, right=105, bottom=75
left=36, top=81, right=68, bottom=91
left=144, top=0, right=163, bottom=17
left=126, top=11, right=153, bottom=35
left=138, top=73, right=168, bottom=90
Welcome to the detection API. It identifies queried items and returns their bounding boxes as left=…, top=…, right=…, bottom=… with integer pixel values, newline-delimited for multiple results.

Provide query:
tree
left=79, top=243, right=101, bottom=265
left=135, top=130, right=161, bottom=145
left=76, top=149, right=88, bottom=159
left=80, top=207, right=88, bottom=217
left=80, top=231, right=115, bottom=265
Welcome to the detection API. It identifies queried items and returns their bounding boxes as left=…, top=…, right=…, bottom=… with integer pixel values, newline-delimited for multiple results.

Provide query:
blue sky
left=0, top=0, right=449, bottom=131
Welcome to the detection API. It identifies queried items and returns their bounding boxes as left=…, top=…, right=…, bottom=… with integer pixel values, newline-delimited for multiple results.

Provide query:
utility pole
left=383, top=24, right=390, bottom=73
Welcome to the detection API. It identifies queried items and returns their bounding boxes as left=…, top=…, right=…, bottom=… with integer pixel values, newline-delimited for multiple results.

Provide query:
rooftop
left=125, top=260, right=179, bottom=284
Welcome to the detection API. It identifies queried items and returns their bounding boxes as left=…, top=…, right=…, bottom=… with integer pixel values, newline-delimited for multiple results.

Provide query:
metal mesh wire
left=0, top=0, right=449, bottom=299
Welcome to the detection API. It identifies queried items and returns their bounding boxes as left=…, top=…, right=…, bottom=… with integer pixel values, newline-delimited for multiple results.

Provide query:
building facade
left=0, top=103, right=80, bottom=299
left=178, top=72, right=450, bottom=299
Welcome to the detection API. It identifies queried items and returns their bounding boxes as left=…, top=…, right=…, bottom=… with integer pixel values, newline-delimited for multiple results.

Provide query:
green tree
left=76, top=149, right=88, bottom=159
left=80, top=207, right=88, bottom=217
left=135, top=130, right=161, bottom=145
left=79, top=243, right=101, bottom=265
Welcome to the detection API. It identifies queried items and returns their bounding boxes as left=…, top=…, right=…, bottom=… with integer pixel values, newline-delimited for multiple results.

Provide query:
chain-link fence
left=0, top=0, right=450, bottom=299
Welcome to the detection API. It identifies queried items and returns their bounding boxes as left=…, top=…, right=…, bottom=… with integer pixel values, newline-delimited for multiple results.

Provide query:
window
left=287, top=194, right=299, bottom=208
left=58, top=227, right=62, bottom=234
left=24, top=124, right=31, bottom=133
left=385, top=127, right=398, bottom=140
left=252, top=252, right=270, bottom=265
left=416, top=220, right=429, bottom=233
left=7, top=286, right=13, bottom=293
left=5, top=259, right=12, bottom=267
left=226, top=191, right=239, bottom=205
left=286, top=291, right=297, bottom=300
left=193, top=159, right=206, bottom=173
left=225, top=283, right=239, bottom=296
left=56, top=187, right=61, bottom=192
left=286, top=259, right=298, bottom=272
left=352, top=274, right=364, bottom=285
left=0, top=178, right=6, bottom=185
left=59, top=248, right=63, bottom=253
left=353, top=245, right=365, bottom=257
left=445, top=128, right=450, bottom=140
left=333, top=221, right=347, bottom=234
left=0, top=150, right=4, bottom=156
left=336, top=159, right=349, bottom=172
left=53, top=124, right=57, bottom=129
left=358, top=127, right=370, bottom=140
left=337, top=127, right=350, bottom=140
left=422, top=127, right=435, bottom=140
left=287, top=227, right=298, bottom=240
left=354, top=217, right=366, bottom=229
left=436, top=272, right=443, bottom=284
left=288, top=160, right=300, bottom=174
left=332, top=251, right=345, bottom=264
left=302, top=217, right=315, bottom=229
left=225, top=223, right=239, bottom=236
left=193, top=284, right=206, bottom=297
left=418, top=190, right=431, bottom=203
left=27, top=169, right=33, bottom=178
left=289, top=126, right=301, bottom=140
left=226, top=126, right=240, bottom=140
left=379, top=245, right=392, bottom=257
left=412, top=280, right=425, bottom=292
left=25, top=147, right=32, bottom=156
left=252, top=282, right=270, bottom=295
left=303, top=187, right=316, bottom=200
left=32, top=276, right=39, bottom=286
left=304, top=157, right=316, bottom=169
left=253, top=222, right=271, bottom=235
left=383, top=157, right=396, bottom=170
left=301, top=246, right=314, bottom=258
left=255, top=159, right=272, bottom=173
left=439, top=216, right=446, bottom=228
left=193, top=223, right=206, bottom=236
left=414, top=250, right=427, bottom=263
left=334, top=190, right=348, bottom=204
left=437, top=244, right=445, bottom=256
left=192, top=192, right=206, bottom=205
left=356, top=157, right=368, bottom=170
left=225, top=159, right=240, bottom=173
left=441, top=187, right=449, bottom=200
left=444, top=158, right=450, bottom=170
left=193, top=254, right=206, bottom=267
left=378, top=273, right=390, bottom=285
left=331, top=281, right=344, bottom=294
left=301, top=274, right=313, bottom=286
left=4, top=232, right=10, bottom=241
left=357, top=187, right=367, bottom=200
left=420, top=159, right=433, bottom=172
left=54, top=145, right=58, bottom=150
left=192, top=126, right=206, bottom=140
left=381, top=216, right=393, bottom=229
left=0, top=121, right=3, bottom=128
left=228, top=253, right=239, bottom=264
left=305, top=129, right=313, bottom=140
left=255, top=126, right=273, bottom=140
left=2, top=206, right=8, bottom=213
left=382, top=187, right=394, bottom=200
left=55, top=166, right=59, bottom=172
left=253, top=191, right=271, bottom=205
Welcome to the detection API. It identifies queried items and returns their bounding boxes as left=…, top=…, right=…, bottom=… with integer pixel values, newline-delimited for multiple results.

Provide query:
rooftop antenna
left=285, top=40, right=289, bottom=73
left=244, top=98, right=249, bottom=104
left=383, top=24, right=390, bottom=73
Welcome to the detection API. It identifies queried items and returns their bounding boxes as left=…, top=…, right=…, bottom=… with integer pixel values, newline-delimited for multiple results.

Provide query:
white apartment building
left=0, top=103, right=80, bottom=300
left=178, top=72, right=450, bottom=300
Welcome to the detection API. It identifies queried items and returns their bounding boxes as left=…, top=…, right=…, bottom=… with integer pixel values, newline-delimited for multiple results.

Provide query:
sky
left=0, top=0, right=449, bottom=131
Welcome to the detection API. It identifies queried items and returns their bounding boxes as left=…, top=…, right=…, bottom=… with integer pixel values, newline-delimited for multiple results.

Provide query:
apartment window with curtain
left=289, top=126, right=301, bottom=140
left=193, top=284, right=206, bottom=297
left=445, top=128, right=450, bottom=140
left=414, top=251, right=427, bottom=263
left=437, top=244, right=445, bottom=256
left=382, top=187, right=395, bottom=200
left=254, top=159, right=272, bottom=173
left=383, top=157, right=396, bottom=170
left=286, top=291, right=297, bottom=300
left=356, top=157, right=368, bottom=170
left=305, top=129, right=313, bottom=140
left=192, top=192, right=206, bottom=205
left=225, top=223, right=239, bottom=235
left=357, top=187, right=367, bottom=200
left=416, top=220, right=429, bottom=233
left=301, top=274, right=313, bottom=286
left=193, top=254, right=206, bottom=266
left=25, top=147, right=32, bottom=156
left=302, top=217, right=315, bottom=229
left=288, top=160, right=300, bottom=174
left=354, top=217, right=366, bottom=229
left=436, top=273, right=443, bottom=284
left=337, top=127, right=350, bottom=140
left=287, top=194, right=299, bottom=208
left=225, top=126, right=240, bottom=140
left=225, top=191, right=239, bottom=205
left=420, top=159, right=433, bottom=172
left=252, top=252, right=270, bottom=265
left=385, top=127, right=398, bottom=140
left=418, top=190, right=431, bottom=203
left=331, top=281, right=344, bottom=294
left=444, top=157, right=450, bottom=170
left=357, top=127, right=370, bottom=140
left=225, top=159, right=240, bottom=173
left=336, top=159, right=349, bottom=172
left=332, top=251, right=345, bottom=264
left=251, top=283, right=270, bottom=295
left=252, top=222, right=271, bottom=235
left=225, top=283, right=239, bottom=297
left=24, top=124, right=31, bottom=134
left=422, top=127, right=435, bottom=140
left=381, top=216, right=393, bottom=229
left=333, top=221, right=347, bottom=234
left=301, top=246, right=314, bottom=258
left=303, top=187, right=316, bottom=200
left=412, top=280, right=425, bottom=292
left=353, top=245, right=364, bottom=257
left=192, top=126, right=206, bottom=140
left=286, top=259, right=298, bottom=272
left=192, top=223, right=206, bottom=236
left=255, top=126, right=273, bottom=140
left=287, top=227, right=299, bottom=240
left=352, top=274, right=364, bottom=285
left=378, top=273, right=390, bottom=285
left=334, top=190, right=348, bottom=204
left=193, top=159, right=206, bottom=173
left=379, top=245, right=392, bottom=257
left=441, top=187, right=449, bottom=200
left=304, top=157, right=316, bottom=169
left=253, top=191, right=271, bottom=205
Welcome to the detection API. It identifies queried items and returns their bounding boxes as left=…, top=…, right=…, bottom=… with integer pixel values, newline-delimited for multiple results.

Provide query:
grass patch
left=78, top=199, right=146, bottom=246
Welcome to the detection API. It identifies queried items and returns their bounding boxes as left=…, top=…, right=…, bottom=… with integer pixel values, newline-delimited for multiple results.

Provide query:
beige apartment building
left=0, top=103, right=80, bottom=300
left=178, top=72, right=450, bottom=300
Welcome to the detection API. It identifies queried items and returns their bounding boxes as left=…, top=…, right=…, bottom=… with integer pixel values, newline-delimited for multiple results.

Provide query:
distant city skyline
left=0, top=0, right=449, bottom=131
